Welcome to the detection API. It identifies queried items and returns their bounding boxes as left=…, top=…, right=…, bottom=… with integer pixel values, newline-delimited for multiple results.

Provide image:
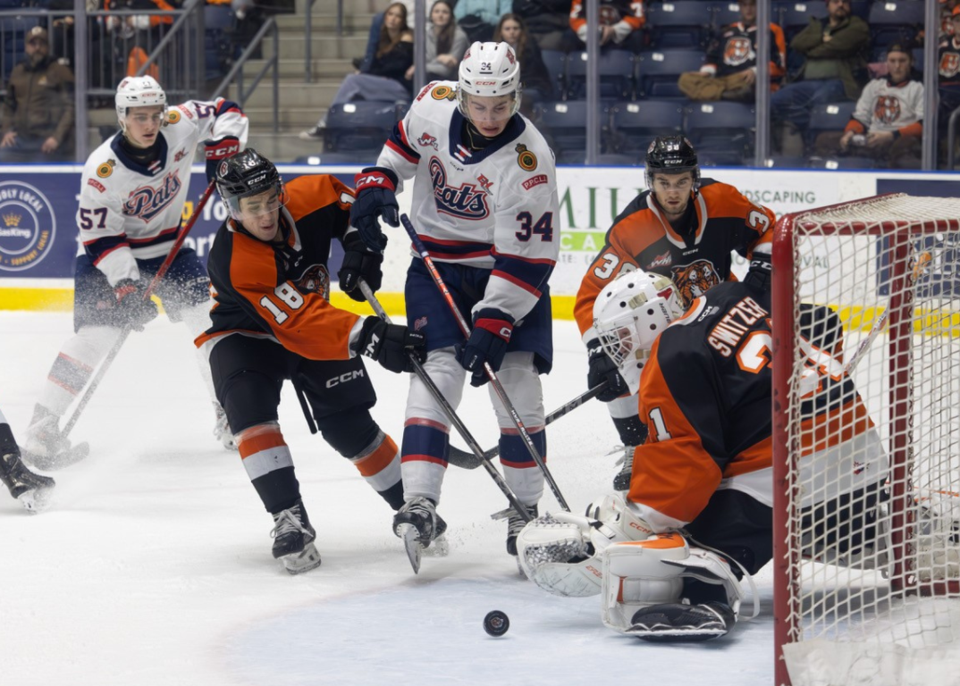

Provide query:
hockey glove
left=456, top=309, right=514, bottom=387
left=113, top=279, right=159, bottom=331
left=352, top=316, right=426, bottom=374
left=587, top=340, right=628, bottom=402
left=204, top=136, right=242, bottom=185
left=337, top=232, right=384, bottom=302
left=351, top=166, right=399, bottom=253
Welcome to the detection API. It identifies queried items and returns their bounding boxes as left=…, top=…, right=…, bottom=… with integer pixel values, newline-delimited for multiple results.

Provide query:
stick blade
left=446, top=445, right=483, bottom=470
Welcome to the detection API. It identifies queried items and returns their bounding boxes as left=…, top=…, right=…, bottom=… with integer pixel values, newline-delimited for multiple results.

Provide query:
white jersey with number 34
left=375, top=80, right=559, bottom=322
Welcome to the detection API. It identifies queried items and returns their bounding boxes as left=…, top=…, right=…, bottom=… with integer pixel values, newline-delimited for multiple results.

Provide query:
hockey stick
left=357, top=279, right=533, bottom=525
left=843, top=250, right=933, bottom=374
left=399, top=214, right=570, bottom=512
left=447, top=382, right=609, bottom=469
left=62, top=180, right=217, bottom=442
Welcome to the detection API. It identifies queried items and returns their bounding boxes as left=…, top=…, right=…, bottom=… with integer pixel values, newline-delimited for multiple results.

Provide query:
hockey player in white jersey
left=349, top=42, right=560, bottom=563
left=22, top=76, right=248, bottom=469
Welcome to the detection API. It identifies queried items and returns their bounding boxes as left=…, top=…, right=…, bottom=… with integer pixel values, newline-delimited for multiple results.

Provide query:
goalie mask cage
left=771, top=193, right=960, bottom=686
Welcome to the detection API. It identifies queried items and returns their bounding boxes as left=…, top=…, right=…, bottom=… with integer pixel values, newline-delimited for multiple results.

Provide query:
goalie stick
left=446, top=382, right=609, bottom=469
left=358, top=279, right=533, bottom=573
left=61, top=180, right=217, bottom=444
left=400, top=214, right=571, bottom=512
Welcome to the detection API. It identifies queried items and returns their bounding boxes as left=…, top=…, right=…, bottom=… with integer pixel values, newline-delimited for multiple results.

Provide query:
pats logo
left=723, top=36, right=754, bottom=67
left=418, top=132, right=439, bottom=149
left=0, top=180, right=57, bottom=272
left=122, top=171, right=183, bottom=222
left=429, top=157, right=489, bottom=220
left=671, top=259, right=721, bottom=303
left=874, top=95, right=901, bottom=125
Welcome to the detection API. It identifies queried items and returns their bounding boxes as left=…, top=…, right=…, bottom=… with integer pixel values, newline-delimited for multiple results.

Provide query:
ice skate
left=493, top=504, right=539, bottom=575
left=212, top=402, right=237, bottom=451
left=393, top=496, right=448, bottom=573
left=270, top=500, right=321, bottom=575
left=0, top=451, right=55, bottom=512
left=21, top=406, right=89, bottom=471
left=610, top=445, right=638, bottom=491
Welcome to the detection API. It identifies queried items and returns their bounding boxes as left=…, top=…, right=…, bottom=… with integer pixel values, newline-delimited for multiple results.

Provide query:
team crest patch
left=515, top=144, right=537, bottom=171
left=96, top=159, right=116, bottom=178
left=166, top=109, right=181, bottom=124
left=0, top=180, right=57, bottom=272
left=431, top=85, right=456, bottom=101
left=672, top=259, right=721, bottom=303
left=723, top=36, right=753, bottom=67
left=296, top=264, right=330, bottom=300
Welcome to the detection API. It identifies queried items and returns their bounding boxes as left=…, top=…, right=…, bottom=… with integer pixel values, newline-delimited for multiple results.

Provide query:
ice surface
left=0, top=312, right=775, bottom=686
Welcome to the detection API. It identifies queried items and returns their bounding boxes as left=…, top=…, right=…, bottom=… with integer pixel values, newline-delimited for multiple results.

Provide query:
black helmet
left=644, top=136, right=700, bottom=196
left=215, top=148, right=284, bottom=219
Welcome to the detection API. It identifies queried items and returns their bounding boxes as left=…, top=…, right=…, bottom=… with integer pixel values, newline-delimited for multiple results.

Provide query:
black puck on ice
left=483, top=610, right=510, bottom=637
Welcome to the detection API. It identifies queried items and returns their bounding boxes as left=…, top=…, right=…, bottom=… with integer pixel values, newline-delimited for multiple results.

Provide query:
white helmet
left=592, top=269, right=686, bottom=395
left=457, top=41, right=522, bottom=116
left=115, top=76, right=167, bottom=128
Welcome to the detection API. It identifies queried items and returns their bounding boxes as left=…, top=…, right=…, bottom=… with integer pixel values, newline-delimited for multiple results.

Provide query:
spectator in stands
left=494, top=13, right=554, bottom=104
left=511, top=0, right=570, bottom=51
left=454, top=0, right=512, bottom=44
left=677, top=0, right=786, bottom=102
left=404, top=1, right=468, bottom=82
left=299, top=2, right=413, bottom=141
left=356, top=0, right=418, bottom=73
left=0, top=27, right=75, bottom=162
left=104, top=0, right=179, bottom=80
left=941, top=0, right=960, bottom=39
left=812, top=44, right=922, bottom=169
left=568, top=0, right=645, bottom=53
left=939, top=6, right=960, bottom=119
left=770, top=0, right=870, bottom=149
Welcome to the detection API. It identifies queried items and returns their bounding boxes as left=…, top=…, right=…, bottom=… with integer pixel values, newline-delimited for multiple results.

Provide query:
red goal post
left=771, top=193, right=960, bottom=686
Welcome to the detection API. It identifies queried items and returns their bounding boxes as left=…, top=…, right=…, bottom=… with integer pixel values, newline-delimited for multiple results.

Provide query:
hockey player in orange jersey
left=574, top=136, right=776, bottom=490
left=196, top=150, right=426, bottom=574
left=518, top=262, right=887, bottom=641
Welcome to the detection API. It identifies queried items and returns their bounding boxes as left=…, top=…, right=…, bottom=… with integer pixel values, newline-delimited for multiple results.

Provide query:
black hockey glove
left=337, top=232, right=384, bottom=302
left=352, top=316, right=426, bottom=374
left=456, top=309, right=515, bottom=387
left=587, top=340, right=628, bottom=402
left=350, top=166, right=399, bottom=253
left=113, top=279, right=159, bottom=332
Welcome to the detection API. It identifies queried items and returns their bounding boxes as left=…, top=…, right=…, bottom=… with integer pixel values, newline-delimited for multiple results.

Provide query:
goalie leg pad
left=601, top=534, right=689, bottom=632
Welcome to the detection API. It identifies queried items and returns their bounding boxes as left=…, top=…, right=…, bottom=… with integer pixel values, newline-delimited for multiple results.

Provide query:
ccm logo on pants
left=326, top=370, right=365, bottom=388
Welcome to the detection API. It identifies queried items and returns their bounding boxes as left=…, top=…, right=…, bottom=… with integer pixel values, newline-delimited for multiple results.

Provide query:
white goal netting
left=772, top=194, right=960, bottom=686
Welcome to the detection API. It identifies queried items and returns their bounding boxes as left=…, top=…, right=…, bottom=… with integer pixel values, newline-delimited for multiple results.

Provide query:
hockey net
left=771, top=194, right=960, bottom=686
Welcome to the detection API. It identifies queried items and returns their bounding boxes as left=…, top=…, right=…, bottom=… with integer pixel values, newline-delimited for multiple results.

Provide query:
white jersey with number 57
left=375, top=80, right=559, bottom=322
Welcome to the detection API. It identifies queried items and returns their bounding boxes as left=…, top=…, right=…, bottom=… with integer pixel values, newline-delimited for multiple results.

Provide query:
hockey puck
left=483, top=610, right=509, bottom=637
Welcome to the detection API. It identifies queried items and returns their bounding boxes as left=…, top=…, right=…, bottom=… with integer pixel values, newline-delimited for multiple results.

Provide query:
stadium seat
left=807, top=101, right=857, bottom=141
left=807, top=156, right=876, bottom=170
left=684, top=101, right=755, bottom=166
left=774, top=1, right=827, bottom=42
left=609, top=100, right=685, bottom=156
left=645, top=1, right=712, bottom=49
left=762, top=155, right=808, bottom=169
left=322, top=101, right=402, bottom=156
left=711, top=2, right=743, bottom=31
left=539, top=100, right=609, bottom=165
left=204, top=5, right=234, bottom=80
left=540, top=49, right=566, bottom=101
left=636, top=49, right=704, bottom=99
left=565, top=51, right=635, bottom=102
left=868, top=0, right=924, bottom=49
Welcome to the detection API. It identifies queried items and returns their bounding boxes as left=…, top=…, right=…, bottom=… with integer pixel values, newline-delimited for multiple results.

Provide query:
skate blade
left=397, top=523, right=422, bottom=574
left=422, top=533, right=449, bottom=558
left=24, top=442, right=90, bottom=472
left=281, top=542, right=322, bottom=575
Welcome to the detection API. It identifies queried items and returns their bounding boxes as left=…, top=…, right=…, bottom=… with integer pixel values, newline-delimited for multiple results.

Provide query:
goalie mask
left=592, top=270, right=686, bottom=395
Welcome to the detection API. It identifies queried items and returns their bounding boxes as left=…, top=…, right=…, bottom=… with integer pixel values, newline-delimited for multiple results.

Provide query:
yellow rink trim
left=835, top=305, right=960, bottom=338
left=0, top=287, right=581, bottom=321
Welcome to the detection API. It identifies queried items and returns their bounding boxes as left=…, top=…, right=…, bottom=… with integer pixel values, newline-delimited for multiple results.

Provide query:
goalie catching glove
left=352, top=317, right=426, bottom=374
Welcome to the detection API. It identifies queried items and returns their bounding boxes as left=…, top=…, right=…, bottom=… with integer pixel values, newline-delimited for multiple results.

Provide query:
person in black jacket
left=494, top=13, right=554, bottom=105
left=300, top=2, right=414, bottom=140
